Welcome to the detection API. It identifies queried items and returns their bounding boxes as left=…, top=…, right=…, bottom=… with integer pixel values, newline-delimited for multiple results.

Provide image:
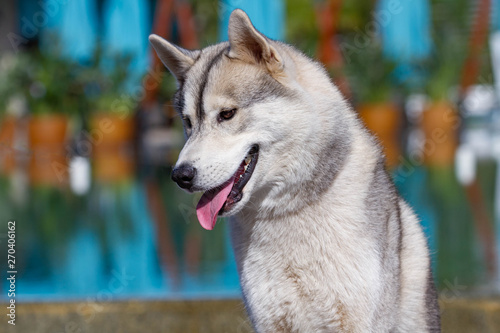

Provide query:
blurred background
left=0, top=0, right=500, bottom=329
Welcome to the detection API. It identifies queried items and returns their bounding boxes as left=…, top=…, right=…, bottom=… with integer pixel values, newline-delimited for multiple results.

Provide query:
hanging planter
left=421, top=100, right=459, bottom=167
left=90, top=112, right=135, bottom=183
left=0, top=115, right=17, bottom=174
left=84, top=52, right=137, bottom=150
left=28, top=114, right=69, bottom=148
left=89, top=107, right=135, bottom=183
left=24, top=50, right=85, bottom=186
left=88, top=97, right=136, bottom=183
left=29, top=150, right=69, bottom=187
left=93, top=147, right=134, bottom=183
left=89, top=113, right=135, bottom=148
left=358, top=102, right=401, bottom=168
left=28, top=114, right=69, bottom=186
left=89, top=110, right=135, bottom=183
left=421, top=27, right=464, bottom=167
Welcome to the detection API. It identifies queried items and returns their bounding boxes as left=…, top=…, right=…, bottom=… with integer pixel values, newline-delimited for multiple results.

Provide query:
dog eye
left=183, top=116, right=192, bottom=129
left=218, top=108, right=237, bottom=122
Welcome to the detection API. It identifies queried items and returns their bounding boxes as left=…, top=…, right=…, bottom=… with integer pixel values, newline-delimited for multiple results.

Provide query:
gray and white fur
left=149, top=9, right=440, bottom=332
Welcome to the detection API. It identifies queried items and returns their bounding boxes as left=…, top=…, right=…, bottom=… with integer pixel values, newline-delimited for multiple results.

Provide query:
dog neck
left=229, top=116, right=381, bottom=265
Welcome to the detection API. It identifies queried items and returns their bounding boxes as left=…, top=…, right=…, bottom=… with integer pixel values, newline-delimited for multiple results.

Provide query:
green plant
left=81, top=47, right=137, bottom=116
left=421, top=0, right=469, bottom=101
left=286, top=0, right=319, bottom=55
left=0, top=56, right=13, bottom=114
left=344, top=40, right=397, bottom=104
left=0, top=53, right=30, bottom=116
left=339, top=0, right=373, bottom=32
left=191, top=0, right=219, bottom=46
left=29, top=186, right=76, bottom=244
left=24, top=50, right=85, bottom=116
left=423, top=34, right=465, bottom=101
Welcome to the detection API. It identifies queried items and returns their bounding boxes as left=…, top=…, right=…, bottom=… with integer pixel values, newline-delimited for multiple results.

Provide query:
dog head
left=150, top=9, right=349, bottom=229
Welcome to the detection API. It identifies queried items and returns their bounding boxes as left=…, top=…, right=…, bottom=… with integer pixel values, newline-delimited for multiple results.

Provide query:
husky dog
left=149, top=9, right=440, bottom=333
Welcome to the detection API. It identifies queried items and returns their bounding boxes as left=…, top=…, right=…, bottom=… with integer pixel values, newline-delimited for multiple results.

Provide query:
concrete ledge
left=1, top=297, right=499, bottom=332
left=440, top=297, right=500, bottom=333
left=2, top=299, right=252, bottom=333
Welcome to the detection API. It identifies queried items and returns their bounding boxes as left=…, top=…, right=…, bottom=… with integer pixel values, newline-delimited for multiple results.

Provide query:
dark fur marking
left=284, top=265, right=308, bottom=299
left=367, top=159, right=402, bottom=248
left=305, top=109, right=352, bottom=202
left=194, top=50, right=202, bottom=63
left=365, top=158, right=404, bottom=325
left=239, top=74, right=294, bottom=109
left=173, top=81, right=185, bottom=115
left=273, top=314, right=294, bottom=333
left=196, top=48, right=228, bottom=123
left=231, top=74, right=295, bottom=133
left=335, top=301, right=350, bottom=332
left=172, top=49, right=200, bottom=116
left=395, top=196, right=403, bottom=271
left=425, top=266, right=441, bottom=332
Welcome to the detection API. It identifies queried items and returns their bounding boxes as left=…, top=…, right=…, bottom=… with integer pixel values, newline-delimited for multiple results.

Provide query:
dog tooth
left=245, top=156, right=251, bottom=164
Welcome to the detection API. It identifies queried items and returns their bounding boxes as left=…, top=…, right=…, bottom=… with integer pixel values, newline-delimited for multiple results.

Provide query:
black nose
left=171, top=164, right=197, bottom=190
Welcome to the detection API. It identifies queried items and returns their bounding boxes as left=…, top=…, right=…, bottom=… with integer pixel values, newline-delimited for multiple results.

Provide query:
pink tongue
left=196, top=177, right=236, bottom=230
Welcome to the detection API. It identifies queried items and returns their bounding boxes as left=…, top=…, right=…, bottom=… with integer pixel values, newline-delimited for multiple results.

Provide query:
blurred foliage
left=286, top=0, right=319, bottom=55
left=338, top=0, right=373, bottom=31
left=0, top=48, right=86, bottom=116
left=191, top=0, right=220, bottom=46
left=431, top=0, right=471, bottom=37
left=423, top=33, right=465, bottom=101
left=423, top=0, right=494, bottom=99
left=28, top=186, right=76, bottom=249
left=0, top=54, right=29, bottom=115
left=285, top=0, right=372, bottom=55
left=0, top=0, right=491, bottom=115
left=421, top=0, right=469, bottom=100
left=25, top=49, right=86, bottom=116
left=81, top=46, right=137, bottom=115
left=158, top=71, right=178, bottom=102
left=428, top=166, right=485, bottom=287
left=343, top=40, right=397, bottom=104
left=0, top=45, right=139, bottom=118
left=335, top=0, right=493, bottom=104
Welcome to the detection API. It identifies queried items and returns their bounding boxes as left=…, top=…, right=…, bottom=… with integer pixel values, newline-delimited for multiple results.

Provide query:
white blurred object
left=490, top=32, right=500, bottom=102
left=462, top=128, right=492, bottom=159
left=69, top=156, right=91, bottom=195
left=6, top=95, right=27, bottom=117
left=492, top=133, right=500, bottom=159
left=405, top=94, right=427, bottom=123
left=494, top=134, right=500, bottom=286
left=455, top=145, right=476, bottom=186
left=406, top=128, right=425, bottom=161
left=462, top=85, right=497, bottom=116
left=10, top=169, right=27, bottom=206
left=405, top=94, right=428, bottom=163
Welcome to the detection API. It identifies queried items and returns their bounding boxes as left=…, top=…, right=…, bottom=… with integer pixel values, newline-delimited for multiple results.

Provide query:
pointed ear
left=149, top=34, right=200, bottom=81
left=227, top=9, right=283, bottom=73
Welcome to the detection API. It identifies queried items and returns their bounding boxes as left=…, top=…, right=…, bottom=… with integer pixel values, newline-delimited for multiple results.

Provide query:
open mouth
left=221, top=144, right=259, bottom=213
left=195, top=145, right=259, bottom=230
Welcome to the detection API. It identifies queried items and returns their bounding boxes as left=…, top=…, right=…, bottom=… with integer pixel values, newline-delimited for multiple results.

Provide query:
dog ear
left=149, top=34, right=200, bottom=81
left=227, top=9, right=283, bottom=74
